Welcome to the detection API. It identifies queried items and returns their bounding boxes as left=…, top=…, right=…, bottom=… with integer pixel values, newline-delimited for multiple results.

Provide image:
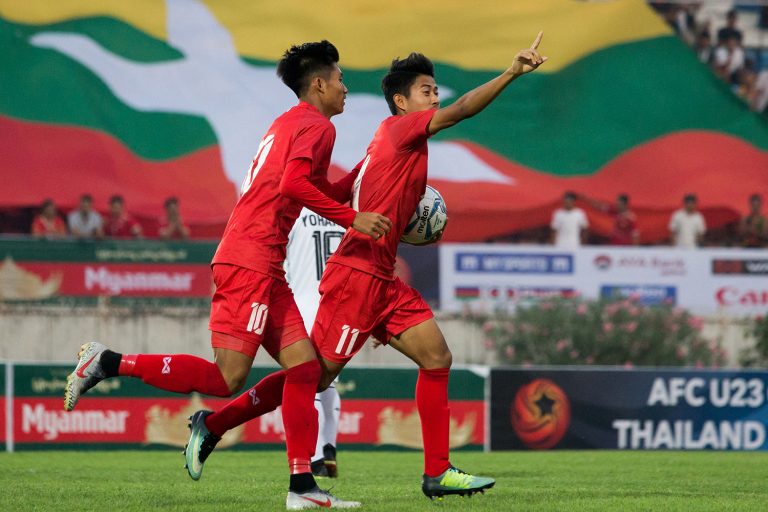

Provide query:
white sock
left=312, top=382, right=340, bottom=462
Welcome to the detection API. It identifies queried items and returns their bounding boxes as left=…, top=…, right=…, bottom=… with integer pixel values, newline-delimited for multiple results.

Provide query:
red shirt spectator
left=31, top=199, right=67, bottom=238
left=104, top=195, right=142, bottom=238
left=158, top=197, right=190, bottom=240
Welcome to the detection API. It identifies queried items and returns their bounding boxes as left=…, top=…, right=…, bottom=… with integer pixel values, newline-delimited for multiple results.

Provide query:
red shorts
left=312, top=263, right=433, bottom=364
left=209, top=264, right=307, bottom=359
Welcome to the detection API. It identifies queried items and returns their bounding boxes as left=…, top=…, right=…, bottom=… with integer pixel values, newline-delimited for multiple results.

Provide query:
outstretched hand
left=510, top=31, right=548, bottom=76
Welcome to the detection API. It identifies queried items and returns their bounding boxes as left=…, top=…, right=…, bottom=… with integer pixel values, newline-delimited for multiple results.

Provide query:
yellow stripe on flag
left=1, top=0, right=671, bottom=71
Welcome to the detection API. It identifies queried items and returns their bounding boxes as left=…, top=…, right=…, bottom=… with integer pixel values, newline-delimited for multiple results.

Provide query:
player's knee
left=421, top=346, right=452, bottom=369
left=221, top=368, right=248, bottom=394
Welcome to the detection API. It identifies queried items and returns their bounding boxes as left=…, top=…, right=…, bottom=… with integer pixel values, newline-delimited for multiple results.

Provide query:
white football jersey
left=285, top=208, right=345, bottom=330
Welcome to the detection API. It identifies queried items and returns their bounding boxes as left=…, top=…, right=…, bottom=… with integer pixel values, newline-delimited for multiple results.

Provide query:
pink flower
left=540, top=301, right=554, bottom=311
left=603, top=322, right=614, bottom=333
left=695, top=360, right=704, bottom=368
left=627, top=306, right=640, bottom=317
left=555, top=339, right=569, bottom=352
left=675, top=346, right=687, bottom=360
left=483, top=338, right=495, bottom=350
left=687, top=316, right=704, bottom=330
left=482, top=321, right=495, bottom=333
left=628, top=292, right=642, bottom=302
left=505, top=346, right=515, bottom=359
left=585, top=355, right=594, bottom=364
left=623, top=361, right=634, bottom=369
left=569, top=349, right=580, bottom=359
left=576, top=303, right=588, bottom=315
left=522, top=361, right=532, bottom=368
left=505, top=323, right=516, bottom=335
left=623, top=321, right=638, bottom=333
left=673, top=306, right=685, bottom=318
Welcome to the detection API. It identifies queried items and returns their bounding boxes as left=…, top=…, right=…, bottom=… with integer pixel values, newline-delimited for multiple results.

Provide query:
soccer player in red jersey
left=64, top=40, right=390, bottom=509
left=311, top=32, right=547, bottom=499
left=191, top=33, right=547, bottom=500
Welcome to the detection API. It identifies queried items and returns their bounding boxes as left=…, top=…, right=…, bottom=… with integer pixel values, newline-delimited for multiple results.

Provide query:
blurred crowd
left=28, top=194, right=190, bottom=241
left=651, top=2, right=768, bottom=113
left=547, top=191, right=765, bottom=249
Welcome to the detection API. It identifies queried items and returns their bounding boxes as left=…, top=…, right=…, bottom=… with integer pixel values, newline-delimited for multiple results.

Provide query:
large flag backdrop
left=2, top=0, right=767, bottom=241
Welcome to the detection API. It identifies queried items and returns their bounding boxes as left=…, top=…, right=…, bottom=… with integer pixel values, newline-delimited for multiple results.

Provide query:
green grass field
left=2, top=450, right=767, bottom=511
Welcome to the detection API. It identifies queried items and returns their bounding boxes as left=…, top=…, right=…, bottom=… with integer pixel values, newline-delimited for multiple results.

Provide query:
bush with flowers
left=739, top=315, right=768, bottom=367
left=472, top=296, right=726, bottom=367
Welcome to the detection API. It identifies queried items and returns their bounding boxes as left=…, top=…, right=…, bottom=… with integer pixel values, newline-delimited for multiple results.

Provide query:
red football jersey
left=213, top=102, right=336, bottom=279
left=329, top=109, right=435, bottom=279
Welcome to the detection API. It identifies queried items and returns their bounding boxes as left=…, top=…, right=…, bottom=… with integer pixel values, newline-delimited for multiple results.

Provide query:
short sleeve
left=579, top=209, right=589, bottom=228
left=551, top=210, right=561, bottom=229
left=668, top=212, right=679, bottom=232
left=698, top=214, right=707, bottom=233
left=287, top=121, right=336, bottom=166
left=387, top=109, right=436, bottom=151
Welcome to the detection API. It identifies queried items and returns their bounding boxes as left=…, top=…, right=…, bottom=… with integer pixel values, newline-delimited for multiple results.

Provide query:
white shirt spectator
left=669, top=209, right=706, bottom=248
left=68, top=209, right=103, bottom=238
left=551, top=208, right=588, bottom=248
left=714, top=45, right=745, bottom=76
left=752, top=70, right=768, bottom=113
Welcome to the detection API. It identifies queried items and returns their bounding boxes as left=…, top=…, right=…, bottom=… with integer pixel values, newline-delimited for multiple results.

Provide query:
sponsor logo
left=456, top=253, right=573, bottom=274
left=592, top=254, right=686, bottom=276
left=600, top=285, right=677, bottom=305
left=716, top=286, right=768, bottom=307
left=161, top=356, right=172, bottom=374
left=22, top=403, right=129, bottom=441
left=511, top=379, right=570, bottom=450
left=712, top=259, right=768, bottom=275
left=84, top=266, right=194, bottom=294
left=506, top=287, right=576, bottom=300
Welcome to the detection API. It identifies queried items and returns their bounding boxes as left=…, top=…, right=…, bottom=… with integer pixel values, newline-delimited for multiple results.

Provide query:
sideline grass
left=2, top=450, right=767, bottom=511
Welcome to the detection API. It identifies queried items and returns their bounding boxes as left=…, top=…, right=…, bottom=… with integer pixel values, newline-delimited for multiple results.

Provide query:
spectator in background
left=104, top=195, right=142, bottom=238
left=717, top=9, right=742, bottom=45
left=749, top=69, right=768, bottom=113
left=582, top=193, right=639, bottom=245
left=740, top=194, right=766, bottom=248
left=31, top=199, right=67, bottom=238
left=551, top=191, right=588, bottom=249
left=158, top=196, right=190, bottom=240
left=714, top=33, right=745, bottom=84
left=669, top=194, right=706, bottom=248
left=67, top=194, right=103, bottom=239
left=694, top=31, right=713, bottom=65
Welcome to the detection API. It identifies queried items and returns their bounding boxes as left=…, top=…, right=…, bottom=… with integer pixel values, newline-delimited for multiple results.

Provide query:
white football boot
left=64, top=341, right=108, bottom=411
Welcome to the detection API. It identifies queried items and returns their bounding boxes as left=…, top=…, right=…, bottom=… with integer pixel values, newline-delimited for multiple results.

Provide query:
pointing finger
left=531, top=30, right=543, bottom=50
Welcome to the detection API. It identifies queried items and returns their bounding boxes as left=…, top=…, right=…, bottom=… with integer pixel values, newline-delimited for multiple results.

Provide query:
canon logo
left=715, top=287, right=768, bottom=306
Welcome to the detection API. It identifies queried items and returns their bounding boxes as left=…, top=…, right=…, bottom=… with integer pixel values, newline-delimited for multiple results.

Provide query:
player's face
left=323, top=64, right=348, bottom=117
left=402, top=75, right=440, bottom=113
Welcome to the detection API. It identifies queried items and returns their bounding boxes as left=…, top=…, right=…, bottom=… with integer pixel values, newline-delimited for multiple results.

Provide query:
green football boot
left=184, top=410, right=220, bottom=481
left=421, top=466, right=495, bottom=499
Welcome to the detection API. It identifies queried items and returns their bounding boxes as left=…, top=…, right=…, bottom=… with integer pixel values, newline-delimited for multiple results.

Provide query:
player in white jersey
left=285, top=207, right=345, bottom=478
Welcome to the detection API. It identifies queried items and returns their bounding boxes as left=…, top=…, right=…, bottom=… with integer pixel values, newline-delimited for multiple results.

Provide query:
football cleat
left=310, top=459, right=329, bottom=478
left=421, top=466, right=495, bottom=499
left=322, top=443, right=338, bottom=478
left=64, top=341, right=108, bottom=411
left=184, top=410, right=220, bottom=481
left=286, top=487, right=360, bottom=510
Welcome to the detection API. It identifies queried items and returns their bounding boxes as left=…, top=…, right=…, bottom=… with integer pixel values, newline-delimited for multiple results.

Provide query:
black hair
left=684, top=193, right=697, bottom=203
left=750, top=193, right=762, bottom=202
left=80, top=193, right=93, bottom=203
left=41, top=198, right=55, bottom=209
left=617, top=193, right=629, bottom=204
left=564, top=191, right=577, bottom=200
left=109, top=194, right=124, bottom=205
left=164, top=196, right=179, bottom=208
left=381, top=53, right=435, bottom=115
left=276, top=40, right=339, bottom=98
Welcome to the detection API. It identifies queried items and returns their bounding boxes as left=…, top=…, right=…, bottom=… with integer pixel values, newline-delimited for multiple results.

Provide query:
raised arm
left=428, top=31, right=547, bottom=135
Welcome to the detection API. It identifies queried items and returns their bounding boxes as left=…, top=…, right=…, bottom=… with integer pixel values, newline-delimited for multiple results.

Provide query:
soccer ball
left=400, top=185, right=448, bottom=245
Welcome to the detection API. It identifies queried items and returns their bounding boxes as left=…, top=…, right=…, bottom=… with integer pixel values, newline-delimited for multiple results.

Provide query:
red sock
left=119, top=354, right=231, bottom=397
left=282, top=360, right=321, bottom=475
left=205, top=370, right=287, bottom=437
left=417, top=368, right=452, bottom=477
